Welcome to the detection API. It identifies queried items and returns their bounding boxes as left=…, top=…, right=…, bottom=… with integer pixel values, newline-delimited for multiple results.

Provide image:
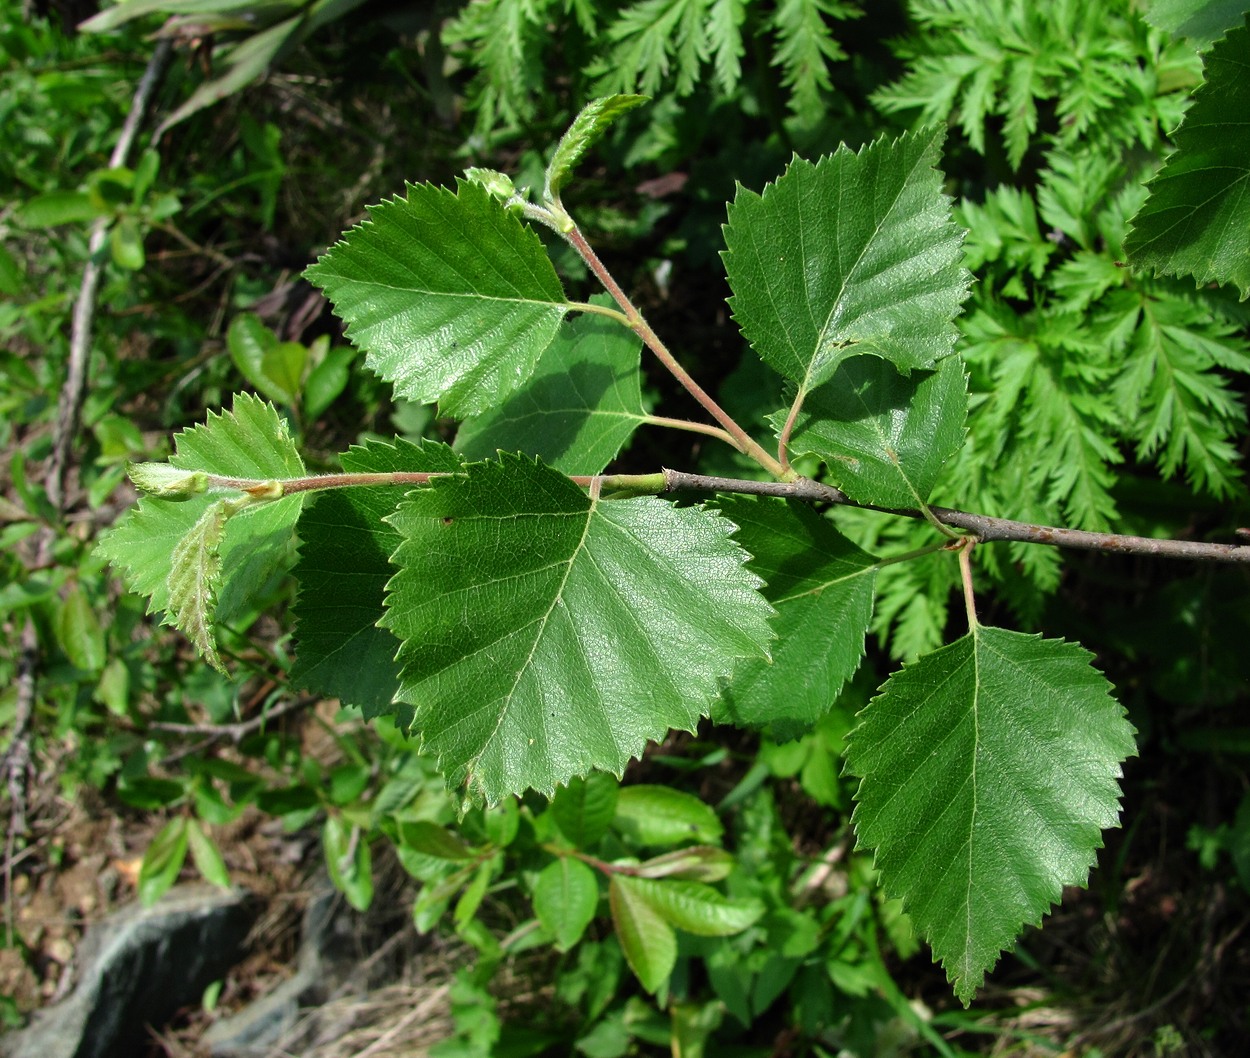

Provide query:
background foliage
left=3, top=0, right=1250, bottom=1053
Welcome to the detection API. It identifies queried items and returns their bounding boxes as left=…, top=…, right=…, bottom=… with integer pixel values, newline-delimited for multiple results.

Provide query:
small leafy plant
left=98, top=62, right=1249, bottom=1010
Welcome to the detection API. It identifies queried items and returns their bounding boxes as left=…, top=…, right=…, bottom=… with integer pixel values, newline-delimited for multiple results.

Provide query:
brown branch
left=47, top=38, right=174, bottom=512
left=562, top=225, right=791, bottom=480
left=660, top=469, right=1250, bottom=564
left=149, top=695, right=316, bottom=745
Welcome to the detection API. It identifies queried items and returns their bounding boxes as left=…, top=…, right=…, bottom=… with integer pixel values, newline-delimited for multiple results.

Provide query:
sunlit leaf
left=455, top=299, right=648, bottom=474
left=723, top=126, right=970, bottom=396
left=381, top=455, right=773, bottom=804
left=305, top=180, right=570, bottom=416
left=845, top=627, right=1136, bottom=1004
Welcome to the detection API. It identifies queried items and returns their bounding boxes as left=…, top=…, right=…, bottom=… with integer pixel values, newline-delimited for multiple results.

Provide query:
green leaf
left=20, top=190, right=103, bottom=227
left=1126, top=17, right=1250, bottom=300
left=619, top=877, right=763, bottom=936
left=98, top=394, right=305, bottom=653
left=614, top=785, right=723, bottom=847
left=723, top=126, right=970, bottom=397
left=845, top=627, right=1136, bottom=1004
left=1107, top=289, right=1250, bottom=497
left=779, top=354, right=969, bottom=508
left=1143, top=0, right=1248, bottom=44
left=545, top=95, right=649, bottom=202
left=399, top=821, right=478, bottom=861
left=610, top=875, right=677, bottom=993
left=533, top=857, right=600, bottom=950
left=324, top=815, right=374, bottom=912
left=186, top=819, right=231, bottom=889
left=118, top=777, right=186, bottom=811
left=54, top=585, right=106, bottom=672
left=109, top=216, right=146, bottom=270
left=381, top=455, right=773, bottom=804
left=127, top=463, right=208, bottom=499
left=716, top=497, right=877, bottom=731
left=592, top=0, right=710, bottom=97
left=139, top=817, right=190, bottom=907
left=455, top=299, right=649, bottom=474
left=167, top=500, right=230, bottom=673
left=551, top=772, right=620, bottom=847
left=303, top=344, right=355, bottom=421
left=227, top=313, right=305, bottom=406
left=290, top=438, right=462, bottom=715
left=305, top=180, right=570, bottom=416
left=454, top=860, right=495, bottom=927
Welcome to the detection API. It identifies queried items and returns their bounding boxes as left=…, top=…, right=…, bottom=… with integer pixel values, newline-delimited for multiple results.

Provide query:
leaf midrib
left=467, top=494, right=599, bottom=774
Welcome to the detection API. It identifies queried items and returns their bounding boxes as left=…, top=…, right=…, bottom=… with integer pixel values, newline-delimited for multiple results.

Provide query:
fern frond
left=708, top=0, right=747, bottom=94
left=875, top=0, right=1200, bottom=168
left=1106, top=291, right=1250, bottom=498
left=769, top=0, right=858, bottom=117
left=444, top=0, right=560, bottom=133
left=593, top=0, right=713, bottom=96
left=957, top=301, right=1122, bottom=530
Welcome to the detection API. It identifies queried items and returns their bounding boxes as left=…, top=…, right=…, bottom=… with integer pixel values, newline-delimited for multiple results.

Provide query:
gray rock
left=1, top=885, right=255, bottom=1058
left=200, top=882, right=337, bottom=1057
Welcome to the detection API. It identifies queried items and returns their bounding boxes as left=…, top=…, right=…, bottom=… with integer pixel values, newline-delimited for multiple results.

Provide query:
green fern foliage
left=444, top=0, right=861, bottom=135
left=875, top=0, right=1200, bottom=168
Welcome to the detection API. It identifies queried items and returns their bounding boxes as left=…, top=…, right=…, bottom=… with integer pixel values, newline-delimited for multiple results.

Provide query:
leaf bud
left=127, top=462, right=208, bottom=500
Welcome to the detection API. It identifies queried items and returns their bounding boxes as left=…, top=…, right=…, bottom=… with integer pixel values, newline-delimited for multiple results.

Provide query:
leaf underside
left=381, top=455, right=775, bottom=805
left=716, top=496, right=877, bottom=732
left=305, top=180, right=570, bottom=416
left=723, top=125, right=971, bottom=395
left=845, top=627, right=1136, bottom=1004
left=290, top=438, right=463, bottom=715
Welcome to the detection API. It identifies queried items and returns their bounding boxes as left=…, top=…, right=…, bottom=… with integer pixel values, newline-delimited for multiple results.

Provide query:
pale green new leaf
left=381, top=456, right=773, bottom=804
left=723, top=126, right=970, bottom=398
left=545, top=95, right=649, bottom=202
left=455, top=301, right=649, bottom=474
left=716, top=497, right=877, bottom=730
left=304, top=181, right=570, bottom=416
left=778, top=354, right=968, bottom=508
left=186, top=819, right=231, bottom=890
left=290, top=439, right=463, bottom=715
left=846, top=627, right=1136, bottom=1004
left=610, top=875, right=677, bottom=993
left=97, top=393, right=306, bottom=643
left=533, top=857, right=600, bottom=951
left=1125, top=17, right=1250, bottom=300
left=167, top=500, right=229, bottom=673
